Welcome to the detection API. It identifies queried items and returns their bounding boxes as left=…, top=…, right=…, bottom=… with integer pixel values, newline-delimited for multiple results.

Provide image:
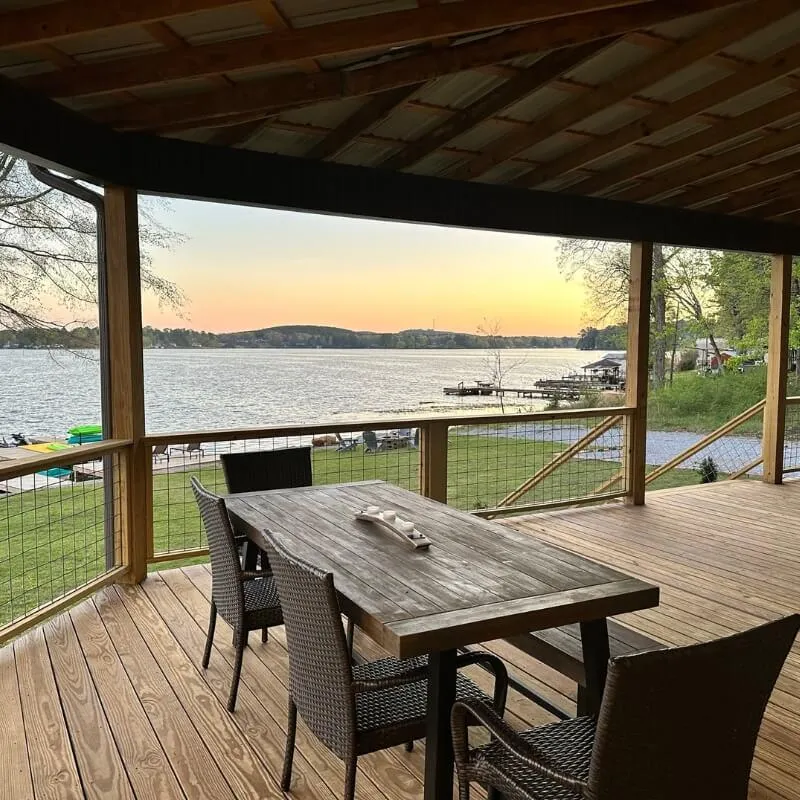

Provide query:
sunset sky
left=140, top=198, right=587, bottom=337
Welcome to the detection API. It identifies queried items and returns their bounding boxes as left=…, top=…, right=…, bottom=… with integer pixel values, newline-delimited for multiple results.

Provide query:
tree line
left=0, top=324, right=578, bottom=350
left=559, top=242, right=798, bottom=385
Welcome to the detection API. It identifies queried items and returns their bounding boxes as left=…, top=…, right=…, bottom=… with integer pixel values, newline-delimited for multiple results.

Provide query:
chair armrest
left=455, top=651, right=509, bottom=712
left=451, top=699, right=588, bottom=794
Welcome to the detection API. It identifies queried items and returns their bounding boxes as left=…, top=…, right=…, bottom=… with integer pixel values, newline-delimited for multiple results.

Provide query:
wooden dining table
left=226, top=480, right=659, bottom=800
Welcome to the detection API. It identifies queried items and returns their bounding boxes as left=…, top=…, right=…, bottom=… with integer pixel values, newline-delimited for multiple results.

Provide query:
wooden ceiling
left=4, top=0, right=800, bottom=229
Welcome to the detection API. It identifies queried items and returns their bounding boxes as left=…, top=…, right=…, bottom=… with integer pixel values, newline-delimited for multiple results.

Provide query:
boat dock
left=443, top=381, right=581, bottom=400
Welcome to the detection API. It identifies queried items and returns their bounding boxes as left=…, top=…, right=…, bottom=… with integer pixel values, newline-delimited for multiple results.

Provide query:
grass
left=1, top=430, right=720, bottom=627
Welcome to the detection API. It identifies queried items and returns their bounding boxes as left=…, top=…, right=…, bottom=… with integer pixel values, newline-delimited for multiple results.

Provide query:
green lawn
left=1, top=431, right=713, bottom=626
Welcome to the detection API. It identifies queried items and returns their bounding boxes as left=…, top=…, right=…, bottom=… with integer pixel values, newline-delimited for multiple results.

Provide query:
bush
left=696, top=456, right=719, bottom=483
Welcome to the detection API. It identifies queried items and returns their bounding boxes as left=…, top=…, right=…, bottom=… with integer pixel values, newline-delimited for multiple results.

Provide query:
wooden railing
left=0, top=438, right=131, bottom=645
left=142, top=406, right=636, bottom=561
left=782, top=396, right=800, bottom=476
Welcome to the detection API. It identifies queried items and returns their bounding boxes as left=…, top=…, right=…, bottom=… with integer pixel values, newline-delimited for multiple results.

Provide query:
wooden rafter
left=511, top=37, right=800, bottom=190
left=750, top=195, right=800, bottom=220
left=379, top=39, right=614, bottom=171
left=669, top=148, right=800, bottom=210
left=205, top=1, right=321, bottom=149
left=4, top=76, right=800, bottom=255
left=0, top=0, right=249, bottom=49
left=700, top=168, right=800, bottom=215
left=452, top=0, right=792, bottom=184
left=23, top=0, right=655, bottom=99
left=86, top=0, right=746, bottom=133
left=570, top=93, right=800, bottom=199
left=305, top=85, right=423, bottom=160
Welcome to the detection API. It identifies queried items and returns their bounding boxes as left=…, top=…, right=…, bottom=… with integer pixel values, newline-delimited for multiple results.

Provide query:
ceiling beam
left=305, top=85, right=423, bottom=161
left=513, top=37, right=800, bottom=191
left=447, top=0, right=791, bottom=183
left=678, top=156, right=800, bottom=216
left=748, top=195, right=800, bottom=220
left=22, top=0, right=654, bottom=99
left=3, top=75, right=800, bottom=255
left=87, top=0, right=747, bottom=133
left=666, top=147, right=800, bottom=210
left=378, top=39, right=614, bottom=171
left=0, top=0, right=249, bottom=50
left=567, top=93, right=800, bottom=199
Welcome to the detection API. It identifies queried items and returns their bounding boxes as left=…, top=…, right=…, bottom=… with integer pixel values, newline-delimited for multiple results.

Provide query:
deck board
left=2, top=479, right=799, bottom=799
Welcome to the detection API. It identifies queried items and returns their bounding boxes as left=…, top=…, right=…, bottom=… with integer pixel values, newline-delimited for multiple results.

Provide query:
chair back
left=362, top=430, right=378, bottom=451
left=190, top=477, right=244, bottom=623
left=221, top=447, right=312, bottom=494
left=263, top=533, right=356, bottom=758
left=586, top=615, right=800, bottom=800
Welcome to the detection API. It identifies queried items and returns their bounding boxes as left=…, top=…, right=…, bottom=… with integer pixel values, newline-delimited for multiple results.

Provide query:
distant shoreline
left=1, top=323, right=581, bottom=351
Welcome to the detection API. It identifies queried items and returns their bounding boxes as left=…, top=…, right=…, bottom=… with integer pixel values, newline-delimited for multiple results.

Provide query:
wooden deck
left=1, top=480, right=798, bottom=799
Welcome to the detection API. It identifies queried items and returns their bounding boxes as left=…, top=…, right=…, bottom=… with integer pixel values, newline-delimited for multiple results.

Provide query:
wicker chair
left=220, top=446, right=312, bottom=493
left=191, top=477, right=284, bottom=712
left=452, top=614, right=800, bottom=800
left=220, top=446, right=312, bottom=569
left=263, top=533, right=510, bottom=800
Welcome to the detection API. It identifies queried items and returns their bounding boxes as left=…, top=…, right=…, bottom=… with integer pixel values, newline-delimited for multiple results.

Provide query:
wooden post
left=762, top=253, right=792, bottom=484
left=420, top=421, right=449, bottom=503
left=104, top=186, right=148, bottom=583
left=625, top=242, right=653, bottom=505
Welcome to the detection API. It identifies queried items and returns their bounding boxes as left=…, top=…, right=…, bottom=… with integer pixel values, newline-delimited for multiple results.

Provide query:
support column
left=104, top=186, right=148, bottom=582
left=625, top=242, right=653, bottom=505
left=762, top=254, right=792, bottom=484
left=420, top=421, right=449, bottom=503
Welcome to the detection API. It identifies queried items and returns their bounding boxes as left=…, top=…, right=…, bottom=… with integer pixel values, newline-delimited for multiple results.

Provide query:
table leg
left=580, top=618, right=610, bottom=715
left=425, top=649, right=457, bottom=800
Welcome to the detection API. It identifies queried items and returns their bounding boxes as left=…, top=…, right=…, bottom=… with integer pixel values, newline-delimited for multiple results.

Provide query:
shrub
left=696, top=456, right=719, bottom=483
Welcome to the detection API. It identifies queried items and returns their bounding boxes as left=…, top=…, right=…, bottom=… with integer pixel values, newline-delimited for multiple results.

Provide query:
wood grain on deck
left=1, top=480, right=798, bottom=799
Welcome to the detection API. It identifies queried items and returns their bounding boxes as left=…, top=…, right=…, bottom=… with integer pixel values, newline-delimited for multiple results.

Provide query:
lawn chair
left=172, top=441, right=204, bottom=457
left=152, top=443, right=170, bottom=462
left=362, top=430, right=381, bottom=453
left=335, top=432, right=358, bottom=452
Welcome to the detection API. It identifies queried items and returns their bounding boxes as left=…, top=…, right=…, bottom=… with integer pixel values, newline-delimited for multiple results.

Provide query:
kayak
left=68, top=424, right=102, bottom=436
left=67, top=432, right=103, bottom=444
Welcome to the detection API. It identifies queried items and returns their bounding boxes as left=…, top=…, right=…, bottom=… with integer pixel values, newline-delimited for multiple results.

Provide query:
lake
left=0, top=348, right=606, bottom=438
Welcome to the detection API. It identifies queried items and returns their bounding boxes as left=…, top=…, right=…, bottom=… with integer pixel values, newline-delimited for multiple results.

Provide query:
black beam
left=3, top=76, right=800, bottom=255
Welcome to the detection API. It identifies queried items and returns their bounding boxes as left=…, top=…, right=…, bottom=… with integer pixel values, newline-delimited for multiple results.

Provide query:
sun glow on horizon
left=141, top=200, right=587, bottom=337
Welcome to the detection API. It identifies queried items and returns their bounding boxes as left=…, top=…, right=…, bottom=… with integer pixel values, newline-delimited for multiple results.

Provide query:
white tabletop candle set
left=355, top=505, right=432, bottom=549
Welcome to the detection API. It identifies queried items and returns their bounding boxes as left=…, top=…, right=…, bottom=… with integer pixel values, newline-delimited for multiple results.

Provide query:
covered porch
left=2, top=1, right=800, bottom=798
left=4, top=480, right=798, bottom=800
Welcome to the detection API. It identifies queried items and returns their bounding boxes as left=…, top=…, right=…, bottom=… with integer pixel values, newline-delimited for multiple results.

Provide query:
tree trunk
left=668, top=304, right=679, bottom=385
left=652, top=244, right=667, bottom=388
left=707, top=331, right=724, bottom=371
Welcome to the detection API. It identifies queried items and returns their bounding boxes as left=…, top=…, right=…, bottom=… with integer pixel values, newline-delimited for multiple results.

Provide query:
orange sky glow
left=140, top=200, right=587, bottom=337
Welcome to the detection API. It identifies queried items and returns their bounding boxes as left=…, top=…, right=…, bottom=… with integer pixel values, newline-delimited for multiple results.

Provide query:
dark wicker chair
left=220, top=446, right=312, bottom=494
left=191, top=477, right=284, bottom=712
left=452, top=615, right=800, bottom=800
left=220, top=446, right=312, bottom=569
left=263, top=533, right=510, bottom=800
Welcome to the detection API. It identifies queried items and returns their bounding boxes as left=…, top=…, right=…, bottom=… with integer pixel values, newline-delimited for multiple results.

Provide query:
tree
left=0, top=153, right=183, bottom=334
left=558, top=240, right=722, bottom=386
left=477, top=319, right=526, bottom=413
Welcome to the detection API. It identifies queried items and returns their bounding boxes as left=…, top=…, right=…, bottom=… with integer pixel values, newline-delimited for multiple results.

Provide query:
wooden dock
left=443, top=381, right=581, bottom=400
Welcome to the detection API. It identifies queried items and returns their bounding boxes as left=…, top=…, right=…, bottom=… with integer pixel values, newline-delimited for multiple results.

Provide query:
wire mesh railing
left=644, top=400, right=765, bottom=489
left=147, top=427, right=422, bottom=559
left=783, top=396, right=800, bottom=475
left=144, top=408, right=635, bottom=559
left=0, top=440, right=129, bottom=638
left=447, top=411, right=631, bottom=516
